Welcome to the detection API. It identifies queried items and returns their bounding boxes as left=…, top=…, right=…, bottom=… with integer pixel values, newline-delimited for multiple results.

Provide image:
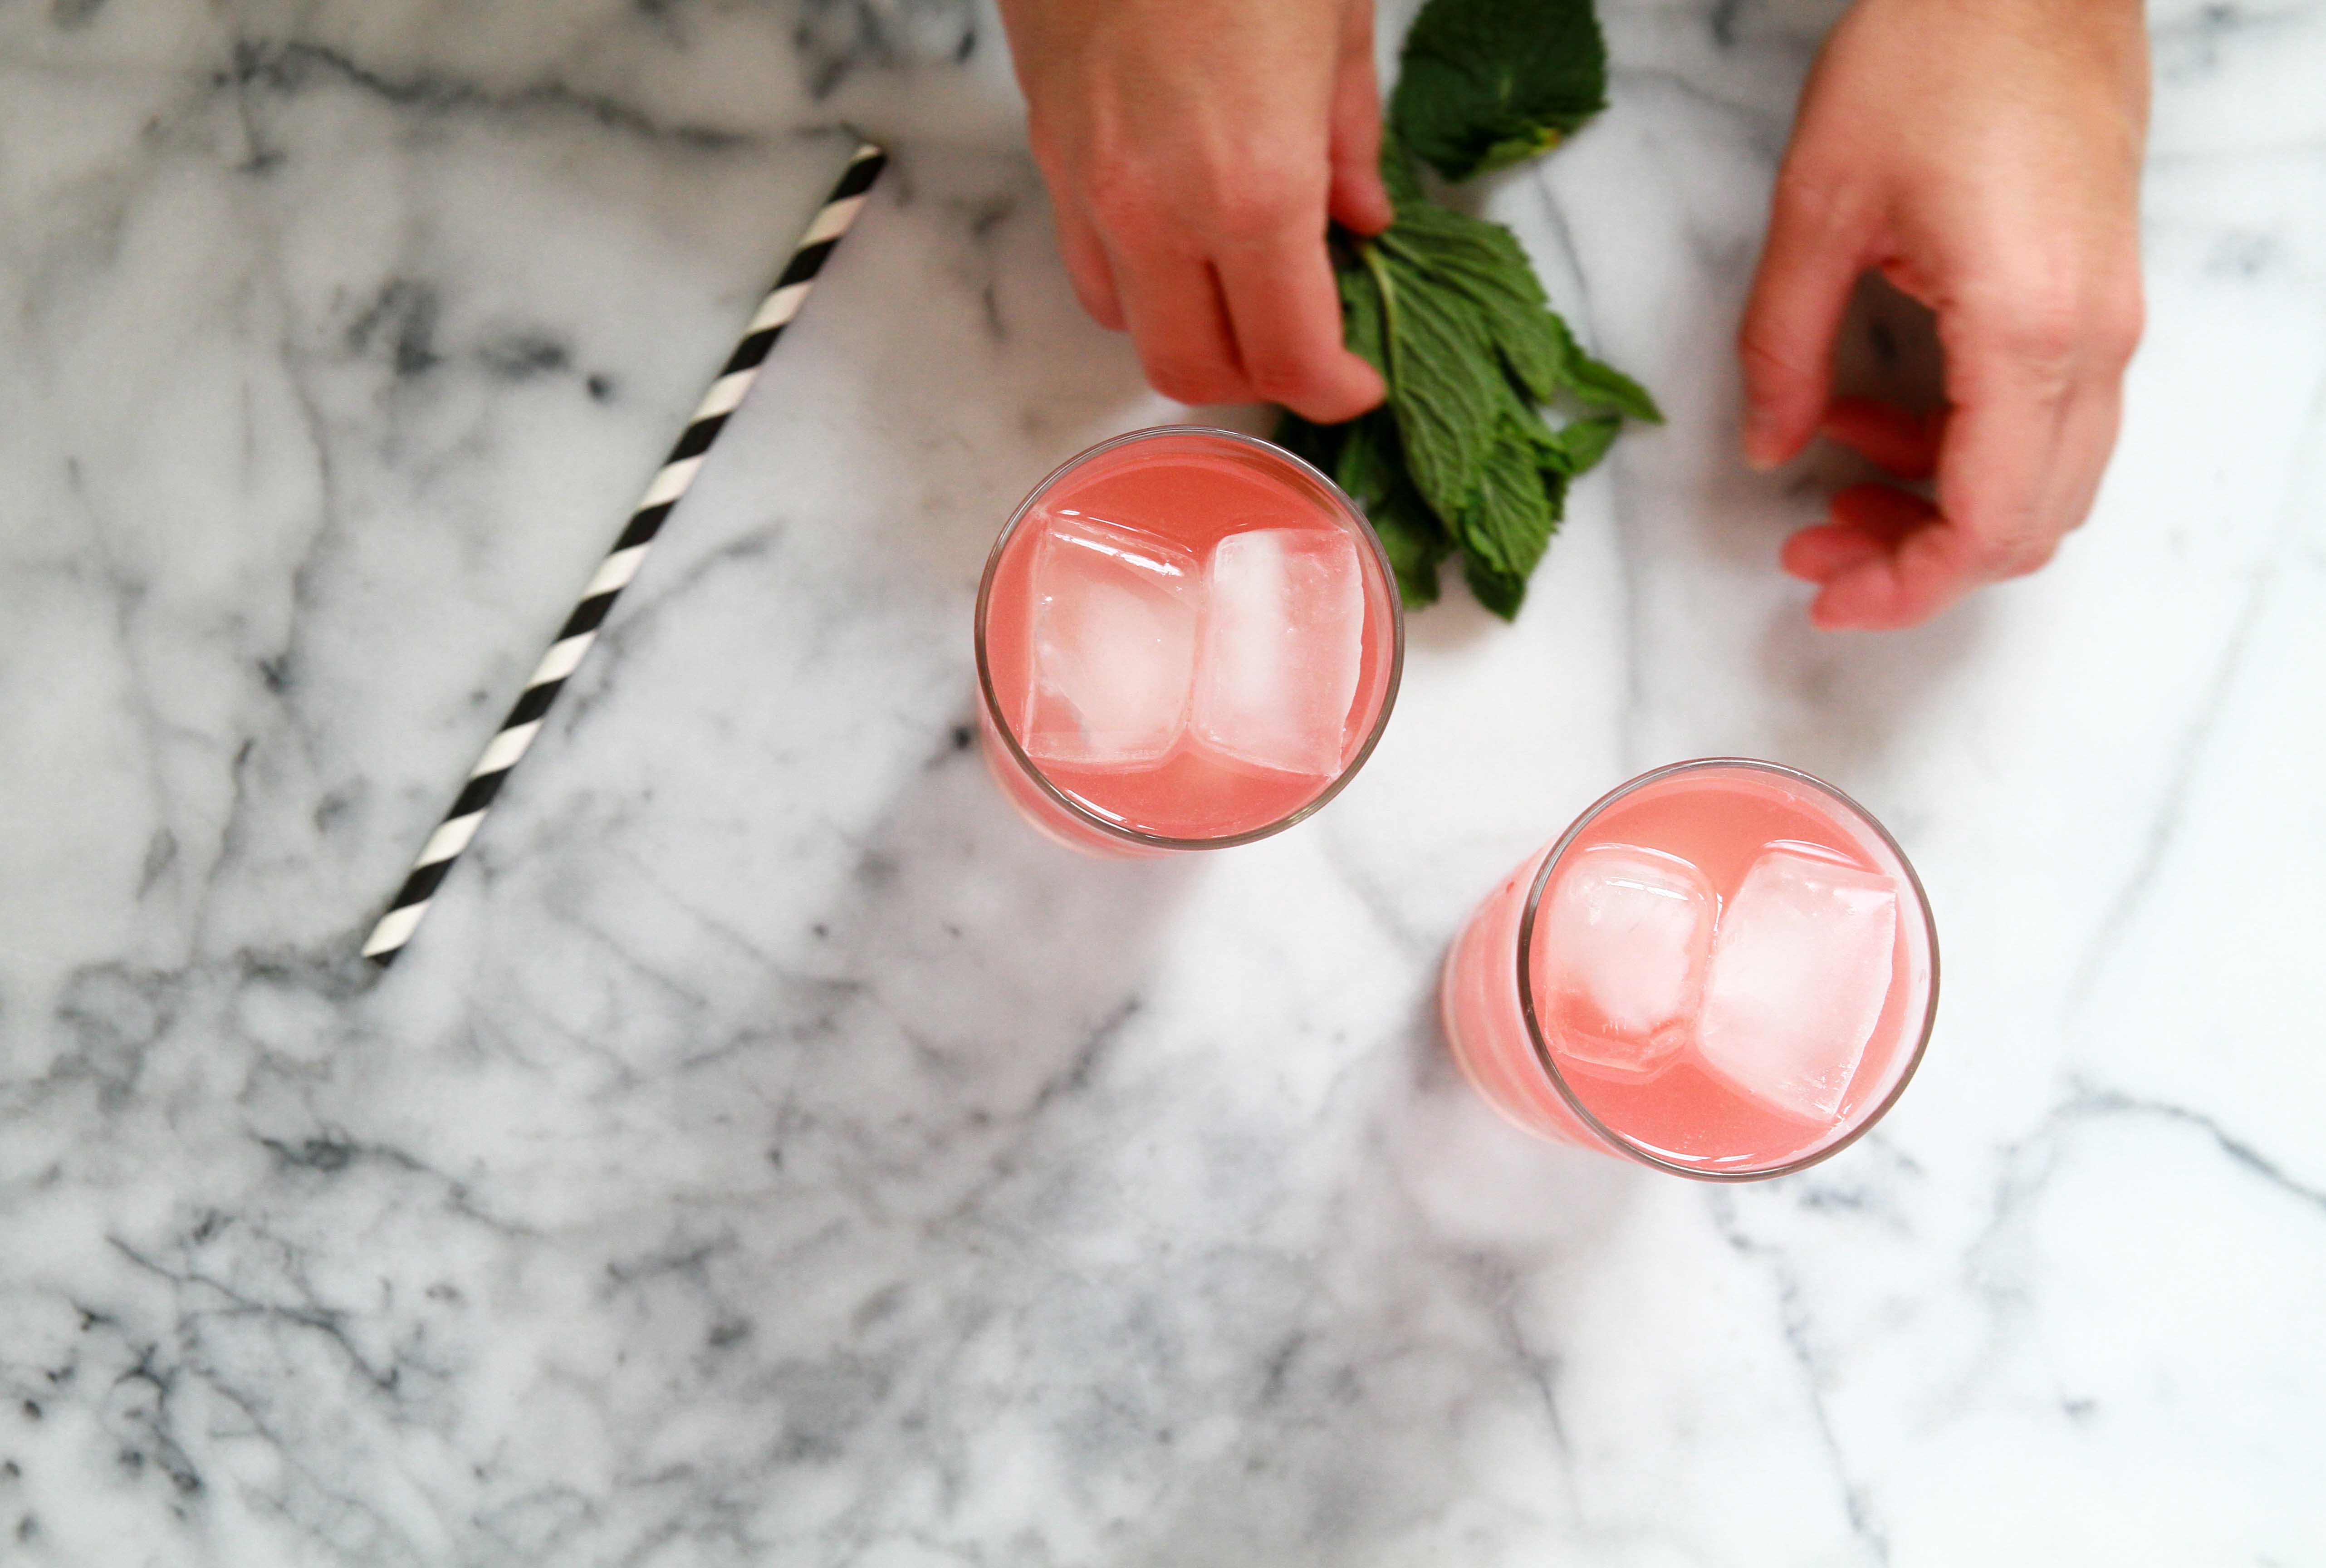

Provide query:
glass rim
left=1512, top=756, right=1943, bottom=1182
left=973, top=424, right=1407, bottom=852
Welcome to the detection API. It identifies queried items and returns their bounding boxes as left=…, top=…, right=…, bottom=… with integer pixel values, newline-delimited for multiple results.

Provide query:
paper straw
left=361, top=141, right=889, bottom=967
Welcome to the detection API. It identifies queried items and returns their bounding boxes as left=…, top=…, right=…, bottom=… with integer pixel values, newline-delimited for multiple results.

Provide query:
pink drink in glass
left=975, top=427, right=1402, bottom=856
left=1442, top=760, right=1939, bottom=1177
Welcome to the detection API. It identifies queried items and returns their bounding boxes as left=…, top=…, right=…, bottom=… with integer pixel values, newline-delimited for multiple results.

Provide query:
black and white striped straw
left=362, top=141, right=888, bottom=967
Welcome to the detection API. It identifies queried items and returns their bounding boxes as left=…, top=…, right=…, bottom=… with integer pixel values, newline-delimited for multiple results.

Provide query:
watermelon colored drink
left=1442, top=760, right=1939, bottom=1177
left=976, top=427, right=1402, bottom=855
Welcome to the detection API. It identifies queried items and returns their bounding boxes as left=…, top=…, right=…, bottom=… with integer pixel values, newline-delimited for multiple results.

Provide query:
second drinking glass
left=974, top=427, right=1403, bottom=855
left=1442, top=759, right=1940, bottom=1178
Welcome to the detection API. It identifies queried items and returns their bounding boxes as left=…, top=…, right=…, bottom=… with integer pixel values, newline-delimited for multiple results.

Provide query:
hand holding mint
left=1278, top=0, right=1661, bottom=619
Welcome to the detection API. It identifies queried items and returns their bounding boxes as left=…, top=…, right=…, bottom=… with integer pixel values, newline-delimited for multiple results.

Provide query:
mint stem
left=1361, top=239, right=1402, bottom=390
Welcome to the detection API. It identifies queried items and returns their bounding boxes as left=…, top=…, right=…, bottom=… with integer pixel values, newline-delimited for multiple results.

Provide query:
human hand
left=996, top=0, right=1392, bottom=423
left=1738, top=0, right=2149, bottom=629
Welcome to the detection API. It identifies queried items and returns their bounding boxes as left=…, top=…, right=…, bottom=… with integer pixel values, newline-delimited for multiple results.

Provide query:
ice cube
left=1190, top=528, right=1365, bottom=778
left=1694, top=847, right=1900, bottom=1122
left=1018, top=510, right=1202, bottom=769
left=1533, top=845, right=1715, bottom=1077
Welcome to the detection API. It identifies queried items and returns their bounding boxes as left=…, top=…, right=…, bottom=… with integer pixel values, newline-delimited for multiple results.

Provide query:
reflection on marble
left=1, top=0, right=2322, bottom=1561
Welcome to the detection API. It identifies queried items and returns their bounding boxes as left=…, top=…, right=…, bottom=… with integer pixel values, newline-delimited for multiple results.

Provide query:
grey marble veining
left=1, top=0, right=2322, bottom=1562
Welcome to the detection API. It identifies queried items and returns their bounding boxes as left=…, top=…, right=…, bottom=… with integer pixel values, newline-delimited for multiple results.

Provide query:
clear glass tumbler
left=1441, top=758, right=1940, bottom=1178
left=974, top=426, right=1403, bottom=857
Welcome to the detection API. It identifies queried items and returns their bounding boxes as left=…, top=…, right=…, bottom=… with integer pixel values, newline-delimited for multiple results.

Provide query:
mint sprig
left=1278, top=0, right=1660, bottom=620
left=1391, top=0, right=1610, bottom=182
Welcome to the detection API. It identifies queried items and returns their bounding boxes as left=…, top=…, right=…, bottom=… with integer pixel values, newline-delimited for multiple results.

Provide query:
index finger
left=1213, top=226, right=1384, bottom=426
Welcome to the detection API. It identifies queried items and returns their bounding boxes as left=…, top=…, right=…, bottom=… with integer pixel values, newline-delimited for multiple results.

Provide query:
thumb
left=1737, top=172, right=1871, bottom=469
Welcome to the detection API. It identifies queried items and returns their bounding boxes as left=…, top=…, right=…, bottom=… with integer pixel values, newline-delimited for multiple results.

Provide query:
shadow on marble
left=774, top=707, right=1207, bottom=1181
left=1047, top=979, right=1651, bottom=1564
left=1750, top=589, right=1996, bottom=790
left=1376, top=970, right=1649, bottom=1259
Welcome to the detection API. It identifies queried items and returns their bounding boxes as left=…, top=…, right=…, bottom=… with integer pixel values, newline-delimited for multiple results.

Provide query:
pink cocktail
left=975, top=427, right=1402, bottom=856
left=1442, top=759, right=1939, bottom=1177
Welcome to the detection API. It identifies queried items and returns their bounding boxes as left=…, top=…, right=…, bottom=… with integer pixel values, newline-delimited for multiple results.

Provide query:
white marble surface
left=2, top=0, right=2322, bottom=1561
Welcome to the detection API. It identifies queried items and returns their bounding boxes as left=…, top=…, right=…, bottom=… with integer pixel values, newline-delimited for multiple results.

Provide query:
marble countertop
left=3, top=0, right=2322, bottom=1561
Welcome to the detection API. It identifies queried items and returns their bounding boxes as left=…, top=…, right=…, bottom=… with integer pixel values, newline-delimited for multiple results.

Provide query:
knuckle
left=1769, top=164, right=1862, bottom=240
left=1969, top=260, right=2091, bottom=375
left=1968, top=264, right=2146, bottom=387
left=1966, top=532, right=2018, bottom=576
left=1086, top=138, right=1327, bottom=249
left=2010, top=538, right=2060, bottom=577
left=1973, top=530, right=2055, bottom=579
left=1736, top=323, right=1795, bottom=376
left=1203, top=161, right=1321, bottom=245
left=2003, top=287, right=2083, bottom=370
left=1146, top=358, right=1236, bottom=406
left=2099, top=280, right=2147, bottom=363
left=1081, top=152, right=1160, bottom=236
left=1246, top=356, right=1322, bottom=406
left=1737, top=321, right=1814, bottom=392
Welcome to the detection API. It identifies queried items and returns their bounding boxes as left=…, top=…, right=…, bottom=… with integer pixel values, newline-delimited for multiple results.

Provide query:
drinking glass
left=974, top=426, right=1402, bottom=856
left=1441, top=758, right=1939, bottom=1178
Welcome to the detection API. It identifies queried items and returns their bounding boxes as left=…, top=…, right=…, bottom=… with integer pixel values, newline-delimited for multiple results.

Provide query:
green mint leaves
left=1391, top=0, right=1609, bottom=182
left=1278, top=0, right=1657, bottom=620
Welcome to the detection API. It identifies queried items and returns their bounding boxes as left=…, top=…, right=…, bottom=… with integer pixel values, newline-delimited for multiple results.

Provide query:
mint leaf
left=1337, top=412, right=1453, bottom=606
left=1379, top=122, right=1426, bottom=210
left=1391, top=0, right=1609, bottom=183
left=1377, top=206, right=1570, bottom=405
left=1479, top=421, right=1560, bottom=573
left=1377, top=206, right=1654, bottom=427
left=1567, top=353, right=1662, bottom=422
left=1464, top=558, right=1528, bottom=619
left=1449, top=417, right=1560, bottom=615
left=1536, top=456, right=1571, bottom=528
left=1332, top=408, right=1399, bottom=501
left=1274, top=410, right=1347, bottom=475
left=1370, top=241, right=1501, bottom=522
left=1551, top=314, right=1664, bottom=421
left=1372, top=485, right=1454, bottom=607
left=1541, top=412, right=1621, bottom=476
left=1265, top=0, right=1655, bottom=620
left=1337, top=252, right=1388, bottom=376
left=1275, top=406, right=1452, bottom=608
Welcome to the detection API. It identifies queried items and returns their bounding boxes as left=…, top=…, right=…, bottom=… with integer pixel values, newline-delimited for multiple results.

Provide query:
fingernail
left=1741, top=408, right=1785, bottom=471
